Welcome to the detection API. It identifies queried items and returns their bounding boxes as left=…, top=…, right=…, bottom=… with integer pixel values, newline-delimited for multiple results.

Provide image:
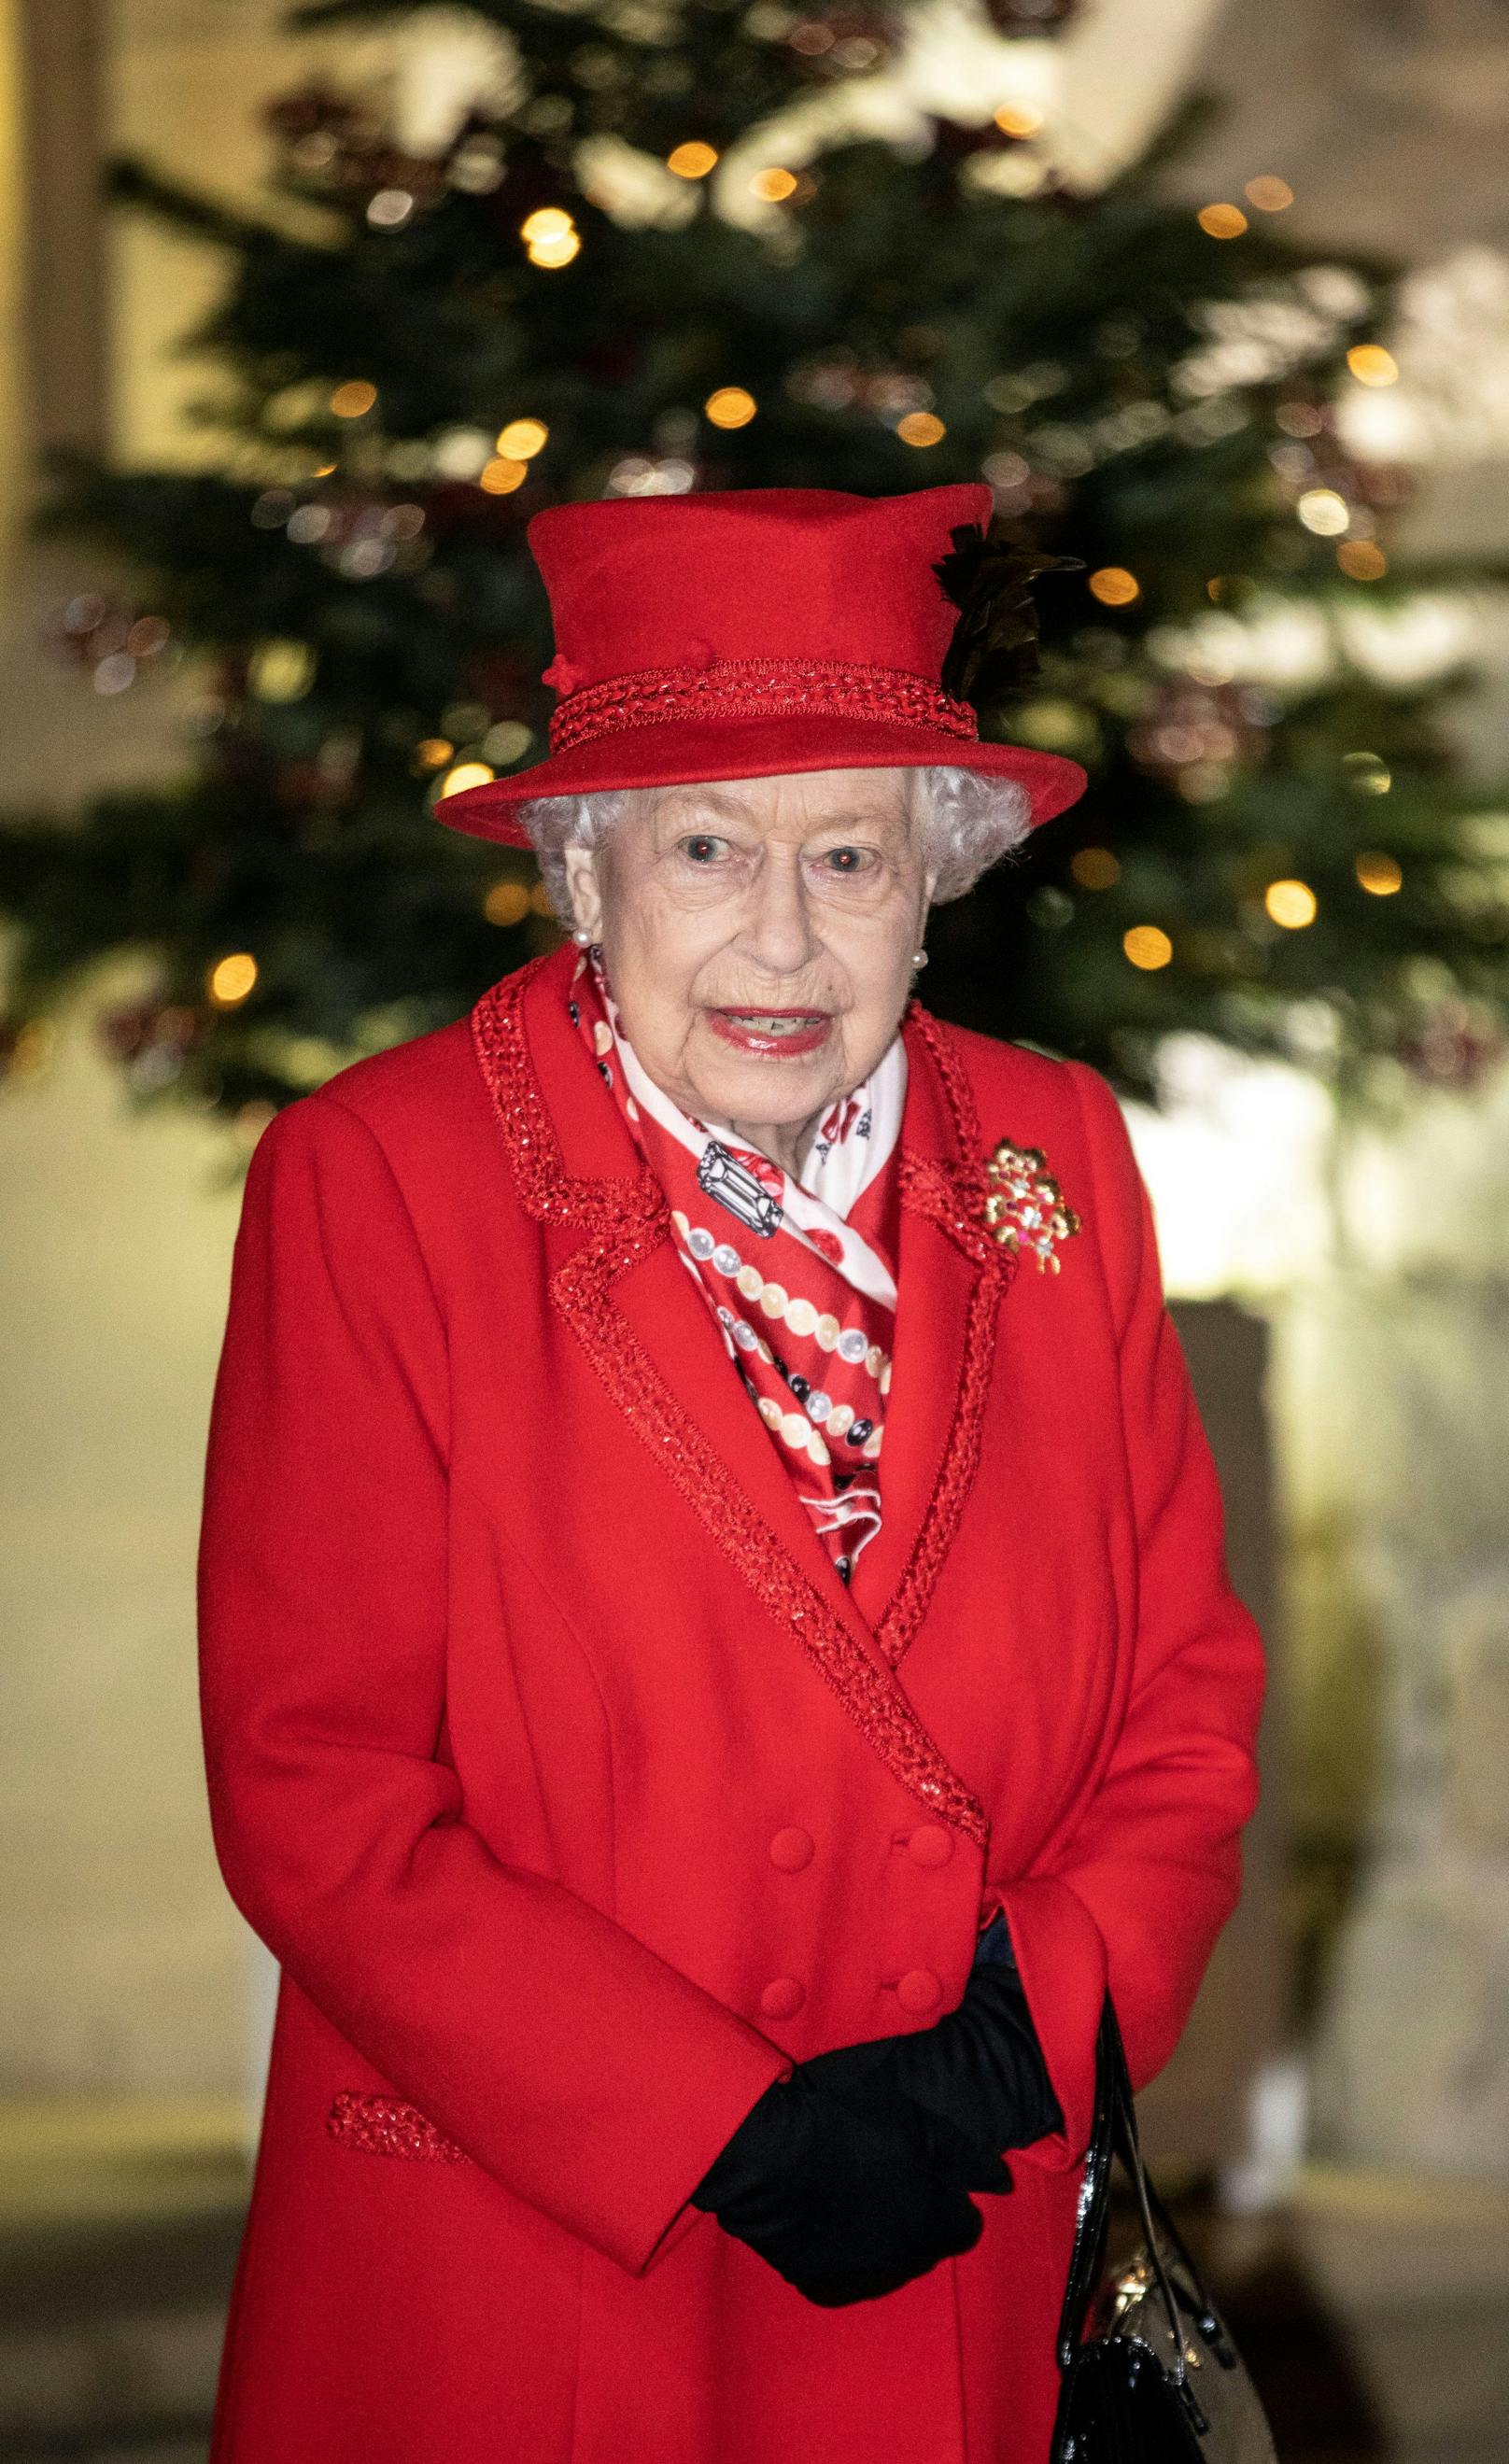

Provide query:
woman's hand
left=797, top=1937, right=1064, bottom=2166
left=690, top=2067, right=1008, bottom=2306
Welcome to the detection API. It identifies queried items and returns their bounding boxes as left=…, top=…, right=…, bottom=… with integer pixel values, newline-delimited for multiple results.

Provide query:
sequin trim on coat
left=548, top=657, right=980, bottom=753
left=470, top=962, right=990, bottom=1850
left=870, top=1005, right=1022, bottom=1671
left=326, top=2091, right=471, bottom=2162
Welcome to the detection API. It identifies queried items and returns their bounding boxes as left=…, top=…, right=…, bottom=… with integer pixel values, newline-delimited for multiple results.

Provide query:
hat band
left=549, top=656, right=980, bottom=754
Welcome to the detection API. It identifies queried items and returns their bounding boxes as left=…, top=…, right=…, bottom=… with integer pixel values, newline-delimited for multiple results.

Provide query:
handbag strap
left=1055, top=1990, right=1220, bottom=2386
left=1053, top=1999, right=1119, bottom=2370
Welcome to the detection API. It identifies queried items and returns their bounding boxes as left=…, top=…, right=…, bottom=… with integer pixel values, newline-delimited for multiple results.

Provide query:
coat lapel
left=849, top=1006, right=1021, bottom=1662
left=471, top=947, right=994, bottom=1849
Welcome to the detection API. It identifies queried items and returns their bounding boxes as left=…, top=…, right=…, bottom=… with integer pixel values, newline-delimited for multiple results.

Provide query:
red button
left=896, top=1968, right=942, bottom=2014
left=908, top=1823, right=954, bottom=1868
left=769, top=1827, right=814, bottom=1872
left=759, top=1977, right=806, bottom=2020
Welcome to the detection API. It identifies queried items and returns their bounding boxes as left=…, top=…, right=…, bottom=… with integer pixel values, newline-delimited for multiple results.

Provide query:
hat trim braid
left=548, top=656, right=980, bottom=754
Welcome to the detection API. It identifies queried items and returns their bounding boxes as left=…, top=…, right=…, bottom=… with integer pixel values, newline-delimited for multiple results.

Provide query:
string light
left=1197, top=204, right=1248, bottom=240
left=484, top=880, right=532, bottom=926
left=441, top=761, right=496, bottom=796
left=705, top=387, right=757, bottom=429
left=1123, top=926, right=1173, bottom=970
left=1347, top=345, right=1399, bottom=387
left=1356, top=852, right=1403, bottom=895
left=330, top=381, right=377, bottom=418
left=1244, top=176, right=1294, bottom=212
left=496, top=418, right=549, bottom=460
left=994, top=101, right=1043, bottom=137
left=1298, top=487, right=1349, bottom=536
left=667, top=142, right=718, bottom=178
left=1089, top=567, right=1139, bottom=607
left=480, top=457, right=528, bottom=494
left=207, top=952, right=259, bottom=1007
left=896, top=412, right=946, bottom=447
left=1337, top=541, right=1388, bottom=581
left=1070, top=848, right=1121, bottom=889
left=413, top=738, right=454, bottom=770
left=520, top=208, right=581, bottom=268
left=1264, top=878, right=1318, bottom=927
left=1343, top=752, right=1391, bottom=794
left=248, top=640, right=316, bottom=702
left=529, top=228, right=581, bottom=268
left=751, top=167, right=798, bottom=202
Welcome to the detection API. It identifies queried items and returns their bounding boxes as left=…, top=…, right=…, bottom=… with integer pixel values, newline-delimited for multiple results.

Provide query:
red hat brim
left=437, top=715, right=1085, bottom=849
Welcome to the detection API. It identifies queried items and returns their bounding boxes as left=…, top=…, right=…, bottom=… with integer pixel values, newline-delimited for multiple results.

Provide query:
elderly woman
left=198, top=483, right=1263, bottom=2464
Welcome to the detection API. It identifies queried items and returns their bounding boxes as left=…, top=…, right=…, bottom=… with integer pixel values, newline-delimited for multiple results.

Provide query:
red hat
left=436, top=482, right=1085, bottom=849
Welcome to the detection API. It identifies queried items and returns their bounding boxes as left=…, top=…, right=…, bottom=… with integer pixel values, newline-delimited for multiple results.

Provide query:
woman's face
left=564, top=767, right=933, bottom=1160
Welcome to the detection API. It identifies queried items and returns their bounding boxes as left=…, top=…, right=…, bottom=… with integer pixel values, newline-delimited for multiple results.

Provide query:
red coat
left=198, top=939, right=1263, bottom=2464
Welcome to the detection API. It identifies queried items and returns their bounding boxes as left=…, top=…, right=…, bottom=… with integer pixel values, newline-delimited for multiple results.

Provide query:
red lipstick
left=707, top=1008, right=832, bottom=1059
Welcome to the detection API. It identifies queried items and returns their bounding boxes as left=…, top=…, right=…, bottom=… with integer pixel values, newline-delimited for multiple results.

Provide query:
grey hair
left=517, top=766, right=1033, bottom=924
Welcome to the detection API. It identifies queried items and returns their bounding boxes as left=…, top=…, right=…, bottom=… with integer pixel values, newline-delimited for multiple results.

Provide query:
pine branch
left=106, top=157, right=326, bottom=254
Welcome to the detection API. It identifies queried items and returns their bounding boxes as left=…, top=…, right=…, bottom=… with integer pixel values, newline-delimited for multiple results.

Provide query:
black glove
left=799, top=1925, right=1064, bottom=2162
left=690, top=2065, right=1009, bottom=2307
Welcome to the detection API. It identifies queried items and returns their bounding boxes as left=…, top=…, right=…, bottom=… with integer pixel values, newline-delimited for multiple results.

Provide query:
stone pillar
left=1284, top=1070, right=1509, bottom=2178
left=1298, top=1268, right=1509, bottom=2176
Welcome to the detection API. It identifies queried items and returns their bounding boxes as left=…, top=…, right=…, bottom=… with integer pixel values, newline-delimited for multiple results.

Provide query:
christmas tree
left=2, top=0, right=1504, bottom=1128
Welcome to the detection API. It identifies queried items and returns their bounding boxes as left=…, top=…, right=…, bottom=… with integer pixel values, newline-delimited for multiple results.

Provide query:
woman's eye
left=679, top=834, right=728, bottom=865
left=819, top=846, right=874, bottom=876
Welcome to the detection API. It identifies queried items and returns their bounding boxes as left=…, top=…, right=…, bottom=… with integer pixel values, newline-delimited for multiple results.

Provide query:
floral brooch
left=982, top=1138, right=1082, bottom=1273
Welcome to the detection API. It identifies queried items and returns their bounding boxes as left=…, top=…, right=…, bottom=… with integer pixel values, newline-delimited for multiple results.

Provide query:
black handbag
left=1051, top=1996, right=1277, bottom=2464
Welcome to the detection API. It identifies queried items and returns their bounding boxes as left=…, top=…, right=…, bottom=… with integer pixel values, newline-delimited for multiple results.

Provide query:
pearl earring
left=572, top=927, right=593, bottom=946
left=911, top=949, right=929, bottom=969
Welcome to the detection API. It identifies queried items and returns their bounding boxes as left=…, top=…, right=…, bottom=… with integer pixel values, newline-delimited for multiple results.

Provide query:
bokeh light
left=1343, top=752, right=1392, bottom=794
left=330, top=381, right=376, bottom=418
left=207, top=952, right=258, bottom=1007
left=367, top=190, right=414, bottom=230
left=705, top=387, right=757, bottom=429
left=497, top=419, right=548, bottom=460
left=1124, top=925, right=1173, bottom=969
left=1264, top=878, right=1318, bottom=927
left=484, top=880, right=533, bottom=926
left=1197, top=204, right=1248, bottom=239
left=520, top=208, right=572, bottom=244
left=1347, top=345, right=1399, bottom=387
left=1298, top=488, right=1350, bottom=536
left=1356, top=852, right=1403, bottom=895
left=528, top=230, right=581, bottom=268
left=896, top=412, right=946, bottom=447
left=1089, top=567, right=1140, bottom=607
left=667, top=142, right=718, bottom=179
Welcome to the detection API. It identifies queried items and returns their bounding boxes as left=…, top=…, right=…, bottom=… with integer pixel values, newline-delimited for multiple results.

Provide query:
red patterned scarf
left=570, top=950, right=905, bottom=1583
